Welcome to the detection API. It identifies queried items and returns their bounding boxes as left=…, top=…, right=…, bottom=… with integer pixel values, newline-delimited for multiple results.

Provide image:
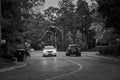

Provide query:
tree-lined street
left=1, top=0, right=120, bottom=80
left=1, top=0, right=120, bottom=57
left=0, top=51, right=120, bottom=80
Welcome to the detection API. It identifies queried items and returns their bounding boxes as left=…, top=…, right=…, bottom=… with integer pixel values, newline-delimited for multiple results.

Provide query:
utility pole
left=50, top=35, right=52, bottom=45
left=61, top=28, right=64, bottom=42
left=55, top=33, right=57, bottom=48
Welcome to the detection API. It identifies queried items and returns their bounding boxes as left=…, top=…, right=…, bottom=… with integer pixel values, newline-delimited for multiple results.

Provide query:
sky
left=44, top=0, right=61, bottom=9
left=43, top=0, right=93, bottom=9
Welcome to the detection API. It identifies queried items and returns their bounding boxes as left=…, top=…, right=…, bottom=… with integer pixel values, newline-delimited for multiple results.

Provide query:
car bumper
left=66, top=51, right=81, bottom=54
left=43, top=53, right=56, bottom=57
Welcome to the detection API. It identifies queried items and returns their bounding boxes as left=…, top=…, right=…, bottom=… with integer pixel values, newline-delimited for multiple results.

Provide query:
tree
left=25, top=0, right=45, bottom=19
left=75, top=30, right=85, bottom=48
left=96, top=28, right=119, bottom=45
left=66, top=31, right=73, bottom=44
left=1, top=0, right=45, bottom=56
left=75, top=0, right=92, bottom=49
left=75, top=30, right=82, bottom=44
left=44, top=6, right=60, bottom=22
left=96, top=0, right=120, bottom=35
left=75, top=0, right=91, bottom=32
left=57, top=0, right=76, bottom=33
left=90, top=22, right=104, bottom=43
left=88, top=0, right=106, bottom=48
left=76, top=30, right=82, bottom=40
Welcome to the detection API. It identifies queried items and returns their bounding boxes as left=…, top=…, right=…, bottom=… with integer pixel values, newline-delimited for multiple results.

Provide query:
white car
left=43, top=46, right=57, bottom=57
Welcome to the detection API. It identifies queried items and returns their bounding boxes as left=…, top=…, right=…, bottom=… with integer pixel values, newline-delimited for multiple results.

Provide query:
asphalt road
left=0, top=51, right=120, bottom=80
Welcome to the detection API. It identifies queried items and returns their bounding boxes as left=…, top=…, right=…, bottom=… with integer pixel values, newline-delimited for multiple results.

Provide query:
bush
left=2, top=45, right=17, bottom=60
left=97, top=46, right=120, bottom=56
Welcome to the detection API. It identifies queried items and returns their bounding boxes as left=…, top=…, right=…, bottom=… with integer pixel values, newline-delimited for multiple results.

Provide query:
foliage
left=75, top=30, right=83, bottom=46
left=1, top=0, right=23, bottom=19
left=44, top=6, right=60, bottom=22
left=1, top=0, right=45, bottom=56
left=97, top=28, right=119, bottom=45
left=76, top=30, right=82, bottom=39
left=74, top=0, right=92, bottom=49
left=57, top=0, right=76, bottom=33
left=91, top=0, right=120, bottom=48
left=96, top=0, right=120, bottom=34
left=97, top=46, right=120, bottom=56
left=42, top=0, right=93, bottom=50
left=25, top=0, right=45, bottom=19
left=86, top=30, right=96, bottom=49
left=42, top=0, right=77, bottom=49
left=42, top=0, right=93, bottom=49
left=66, top=31, right=73, bottom=44
left=75, top=0, right=91, bottom=33
left=90, top=22, right=104, bottom=46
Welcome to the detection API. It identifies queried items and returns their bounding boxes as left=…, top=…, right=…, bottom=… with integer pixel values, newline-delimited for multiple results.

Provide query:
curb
left=0, top=62, right=27, bottom=73
left=81, top=52, right=120, bottom=61
left=85, top=54, right=120, bottom=62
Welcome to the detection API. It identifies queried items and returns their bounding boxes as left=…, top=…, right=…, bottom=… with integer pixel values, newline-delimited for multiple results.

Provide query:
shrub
left=97, top=45, right=120, bottom=56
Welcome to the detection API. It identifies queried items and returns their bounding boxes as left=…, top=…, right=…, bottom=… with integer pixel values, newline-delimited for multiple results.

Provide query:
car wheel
left=68, top=54, right=70, bottom=56
left=66, top=54, right=67, bottom=56
left=79, top=54, right=81, bottom=56
left=43, top=54, right=47, bottom=57
left=76, top=54, right=77, bottom=56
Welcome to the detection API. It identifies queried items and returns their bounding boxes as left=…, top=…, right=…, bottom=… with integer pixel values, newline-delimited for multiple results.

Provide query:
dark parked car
left=66, top=44, right=81, bottom=56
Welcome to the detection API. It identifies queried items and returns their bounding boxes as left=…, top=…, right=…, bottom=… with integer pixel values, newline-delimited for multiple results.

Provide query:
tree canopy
left=1, top=0, right=45, bottom=52
left=96, top=0, right=120, bottom=34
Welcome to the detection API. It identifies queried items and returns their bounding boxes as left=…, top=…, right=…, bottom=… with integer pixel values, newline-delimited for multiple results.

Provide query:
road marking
left=0, top=63, right=27, bottom=72
left=45, top=57, right=83, bottom=80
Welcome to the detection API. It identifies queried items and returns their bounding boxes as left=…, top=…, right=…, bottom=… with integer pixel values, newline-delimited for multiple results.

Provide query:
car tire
left=68, top=54, right=70, bottom=56
left=79, top=54, right=81, bottom=56
left=43, top=55, right=47, bottom=57
left=66, top=54, right=68, bottom=56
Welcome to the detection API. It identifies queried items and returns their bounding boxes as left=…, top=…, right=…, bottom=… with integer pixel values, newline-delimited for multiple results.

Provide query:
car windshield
left=71, top=45, right=79, bottom=47
left=71, top=46, right=78, bottom=48
left=68, top=45, right=79, bottom=49
left=44, top=46, right=55, bottom=49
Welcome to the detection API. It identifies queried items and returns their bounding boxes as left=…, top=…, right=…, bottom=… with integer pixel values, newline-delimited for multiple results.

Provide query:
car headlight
left=53, top=50, right=57, bottom=53
left=43, top=50, right=47, bottom=53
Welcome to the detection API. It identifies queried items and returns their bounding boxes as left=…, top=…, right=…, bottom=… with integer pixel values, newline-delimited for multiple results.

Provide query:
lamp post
left=61, top=28, right=64, bottom=42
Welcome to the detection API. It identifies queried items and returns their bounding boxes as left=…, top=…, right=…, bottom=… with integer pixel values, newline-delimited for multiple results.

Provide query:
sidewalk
left=0, top=58, right=27, bottom=72
left=81, top=52, right=120, bottom=62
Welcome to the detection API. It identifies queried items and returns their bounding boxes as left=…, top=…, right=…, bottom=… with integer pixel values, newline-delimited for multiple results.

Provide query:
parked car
left=43, top=46, right=57, bottom=57
left=66, top=44, right=81, bottom=56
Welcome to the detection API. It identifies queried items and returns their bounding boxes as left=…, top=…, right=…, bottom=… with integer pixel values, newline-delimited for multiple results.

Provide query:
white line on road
left=45, top=57, right=83, bottom=80
left=0, top=63, right=27, bottom=72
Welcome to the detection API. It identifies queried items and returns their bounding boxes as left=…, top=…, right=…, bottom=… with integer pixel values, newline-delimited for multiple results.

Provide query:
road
left=0, top=51, right=120, bottom=80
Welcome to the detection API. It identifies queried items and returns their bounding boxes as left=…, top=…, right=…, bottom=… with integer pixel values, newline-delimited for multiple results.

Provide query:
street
left=0, top=51, right=120, bottom=80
